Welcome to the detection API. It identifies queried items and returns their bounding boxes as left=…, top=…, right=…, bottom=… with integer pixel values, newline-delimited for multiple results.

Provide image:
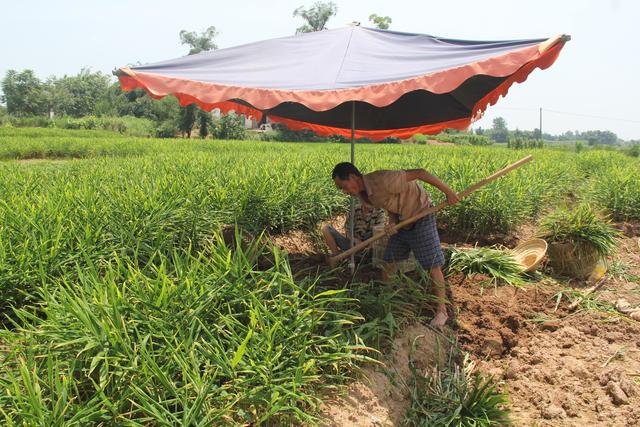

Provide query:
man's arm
left=404, top=169, right=459, bottom=205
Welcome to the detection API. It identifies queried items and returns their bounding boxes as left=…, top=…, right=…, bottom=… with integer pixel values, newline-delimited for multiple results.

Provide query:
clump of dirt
left=269, top=229, right=317, bottom=254
left=616, top=222, right=640, bottom=238
left=320, top=323, right=452, bottom=426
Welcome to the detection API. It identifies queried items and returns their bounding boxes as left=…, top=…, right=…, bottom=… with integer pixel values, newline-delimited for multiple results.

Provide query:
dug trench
left=264, top=219, right=640, bottom=426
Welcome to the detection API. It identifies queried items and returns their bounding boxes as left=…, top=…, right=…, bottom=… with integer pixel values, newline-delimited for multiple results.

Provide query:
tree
left=198, top=109, right=213, bottom=138
left=490, top=117, right=508, bottom=143
left=179, top=26, right=218, bottom=55
left=179, top=103, right=197, bottom=138
left=178, top=26, right=219, bottom=136
left=368, top=13, right=391, bottom=29
left=1, top=69, right=48, bottom=116
left=560, top=130, right=574, bottom=141
left=212, top=111, right=246, bottom=140
left=580, top=130, right=619, bottom=145
left=102, top=83, right=180, bottom=130
left=48, top=68, right=111, bottom=117
left=293, top=1, right=337, bottom=34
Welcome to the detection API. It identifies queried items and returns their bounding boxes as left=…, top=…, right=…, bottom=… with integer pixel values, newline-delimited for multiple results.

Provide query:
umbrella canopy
left=117, top=26, right=569, bottom=141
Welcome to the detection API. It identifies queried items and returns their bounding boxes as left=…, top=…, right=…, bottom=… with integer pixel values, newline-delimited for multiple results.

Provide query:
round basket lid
left=511, top=238, right=548, bottom=272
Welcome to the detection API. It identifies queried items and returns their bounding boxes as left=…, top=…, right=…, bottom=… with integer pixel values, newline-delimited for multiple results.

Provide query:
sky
left=2, top=0, right=640, bottom=140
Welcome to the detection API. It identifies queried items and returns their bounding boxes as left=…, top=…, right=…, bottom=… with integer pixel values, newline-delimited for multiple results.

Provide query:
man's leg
left=382, top=232, right=409, bottom=282
left=321, top=225, right=341, bottom=255
left=429, top=266, right=448, bottom=327
left=409, top=214, right=448, bottom=327
left=382, top=261, right=398, bottom=282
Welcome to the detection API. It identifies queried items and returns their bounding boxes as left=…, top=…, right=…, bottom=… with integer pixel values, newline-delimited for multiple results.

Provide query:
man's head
left=332, top=162, right=363, bottom=195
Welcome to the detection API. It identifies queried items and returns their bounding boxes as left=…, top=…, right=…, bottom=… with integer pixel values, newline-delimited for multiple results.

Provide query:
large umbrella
left=117, top=25, right=569, bottom=141
left=116, top=25, right=569, bottom=266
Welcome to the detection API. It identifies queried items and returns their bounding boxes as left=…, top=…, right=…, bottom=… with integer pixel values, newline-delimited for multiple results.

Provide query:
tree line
left=480, top=117, right=627, bottom=146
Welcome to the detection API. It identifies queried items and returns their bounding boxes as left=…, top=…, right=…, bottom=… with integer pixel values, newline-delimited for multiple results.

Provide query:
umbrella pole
left=348, top=101, right=356, bottom=273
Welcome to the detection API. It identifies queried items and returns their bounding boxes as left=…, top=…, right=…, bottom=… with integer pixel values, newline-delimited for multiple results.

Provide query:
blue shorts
left=382, top=212, right=444, bottom=269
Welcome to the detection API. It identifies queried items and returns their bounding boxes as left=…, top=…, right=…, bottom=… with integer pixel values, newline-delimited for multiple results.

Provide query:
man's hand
left=384, top=223, right=398, bottom=237
left=446, top=191, right=460, bottom=205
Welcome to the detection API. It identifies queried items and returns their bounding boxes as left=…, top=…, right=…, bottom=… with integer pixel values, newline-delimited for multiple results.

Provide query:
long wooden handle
left=329, top=155, right=533, bottom=265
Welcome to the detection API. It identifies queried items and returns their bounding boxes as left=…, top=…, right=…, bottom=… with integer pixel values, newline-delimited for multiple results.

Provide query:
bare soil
left=320, top=323, right=452, bottom=426
left=268, top=220, right=640, bottom=426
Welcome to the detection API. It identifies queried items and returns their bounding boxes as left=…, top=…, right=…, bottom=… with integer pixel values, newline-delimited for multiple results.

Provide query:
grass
left=345, top=275, right=437, bottom=351
left=0, top=233, right=370, bottom=425
left=0, top=129, right=582, bottom=316
left=576, top=151, right=640, bottom=221
left=607, top=258, right=640, bottom=282
left=539, top=204, right=620, bottom=257
left=405, top=348, right=511, bottom=426
left=0, top=150, right=345, bottom=314
left=446, top=246, right=527, bottom=289
left=551, top=287, right=621, bottom=317
left=589, top=164, right=640, bottom=221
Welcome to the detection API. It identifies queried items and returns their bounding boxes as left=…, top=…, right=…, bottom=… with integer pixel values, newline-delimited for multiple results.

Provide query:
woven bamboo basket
left=547, top=241, right=600, bottom=279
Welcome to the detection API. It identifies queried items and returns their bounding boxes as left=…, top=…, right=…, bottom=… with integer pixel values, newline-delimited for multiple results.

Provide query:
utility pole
left=539, top=107, right=543, bottom=140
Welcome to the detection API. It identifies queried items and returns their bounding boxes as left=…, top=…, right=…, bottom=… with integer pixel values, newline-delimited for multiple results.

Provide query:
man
left=331, top=162, right=459, bottom=327
left=321, top=198, right=385, bottom=256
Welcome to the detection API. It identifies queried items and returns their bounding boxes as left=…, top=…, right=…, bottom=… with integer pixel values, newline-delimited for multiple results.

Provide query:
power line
left=543, top=109, right=640, bottom=124
left=490, top=107, right=640, bottom=124
left=490, top=107, right=538, bottom=112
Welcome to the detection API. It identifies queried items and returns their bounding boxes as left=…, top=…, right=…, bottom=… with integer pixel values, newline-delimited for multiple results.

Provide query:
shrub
left=434, top=133, right=492, bottom=146
left=380, top=136, right=401, bottom=144
left=625, top=143, right=639, bottom=157
left=50, top=116, right=154, bottom=136
left=412, top=133, right=428, bottom=144
left=9, top=116, right=52, bottom=128
left=271, top=123, right=322, bottom=142
left=328, top=134, right=348, bottom=143
left=507, top=137, right=542, bottom=149
left=155, top=120, right=179, bottom=138
left=212, top=112, right=246, bottom=140
left=259, top=130, right=280, bottom=141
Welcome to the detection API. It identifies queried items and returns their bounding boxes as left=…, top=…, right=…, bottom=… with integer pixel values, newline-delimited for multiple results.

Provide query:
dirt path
left=320, top=323, right=452, bottom=426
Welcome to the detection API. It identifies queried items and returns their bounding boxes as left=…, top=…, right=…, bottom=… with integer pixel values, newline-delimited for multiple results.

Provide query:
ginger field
left=0, top=127, right=638, bottom=425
